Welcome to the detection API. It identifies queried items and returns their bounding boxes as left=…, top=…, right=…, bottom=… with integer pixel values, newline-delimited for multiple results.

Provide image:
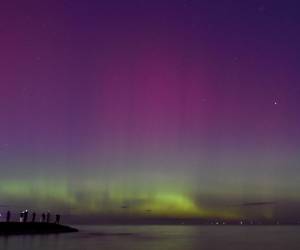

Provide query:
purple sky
left=0, top=0, right=300, bottom=222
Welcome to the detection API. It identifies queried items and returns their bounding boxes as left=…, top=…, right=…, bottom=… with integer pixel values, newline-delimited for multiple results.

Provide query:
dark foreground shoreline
left=0, top=222, right=78, bottom=235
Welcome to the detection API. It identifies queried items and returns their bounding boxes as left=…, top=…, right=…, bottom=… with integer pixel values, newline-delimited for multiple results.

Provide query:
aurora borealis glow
left=1, top=0, right=300, bottom=222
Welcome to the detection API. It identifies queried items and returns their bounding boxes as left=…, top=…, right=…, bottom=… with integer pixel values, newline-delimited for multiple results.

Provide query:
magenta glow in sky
left=0, top=0, right=300, bottom=221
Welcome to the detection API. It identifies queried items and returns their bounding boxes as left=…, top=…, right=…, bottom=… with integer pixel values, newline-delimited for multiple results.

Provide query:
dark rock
left=0, top=222, right=78, bottom=235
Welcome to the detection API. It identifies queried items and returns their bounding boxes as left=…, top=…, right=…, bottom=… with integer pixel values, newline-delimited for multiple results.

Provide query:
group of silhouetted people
left=5, top=210, right=61, bottom=224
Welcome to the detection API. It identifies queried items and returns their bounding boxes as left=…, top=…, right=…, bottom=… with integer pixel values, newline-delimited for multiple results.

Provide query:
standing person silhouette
left=41, top=213, right=46, bottom=222
left=32, top=212, right=36, bottom=223
left=19, top=212, right=24, bottom=222
left=55, top=214, right=61, bottom=224
left=23, top=210, right=28, bottom=223
left=6, top=211, right=10, bottom=222
left=46, top=211, right=50, bottom=223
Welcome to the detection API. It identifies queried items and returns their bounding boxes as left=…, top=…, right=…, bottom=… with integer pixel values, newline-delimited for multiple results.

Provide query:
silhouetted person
left=6, top=211, right=10, bottom=223
left=32, top=212, right=36, bottom=223
left=55, top=214, right=61, bottom=224
left=41, top=213, right=46, bottom=222
left=23, top=210, right=28, bottom=223
left=46, top=212, right=50, bottom=223
left=19, top=212, right=24, bottom=222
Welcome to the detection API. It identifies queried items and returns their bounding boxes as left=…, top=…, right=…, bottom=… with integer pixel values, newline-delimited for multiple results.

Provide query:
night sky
left=1, top=0, right=300, bottom=222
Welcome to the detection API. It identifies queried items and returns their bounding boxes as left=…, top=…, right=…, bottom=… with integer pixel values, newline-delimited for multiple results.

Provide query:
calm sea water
left=1, top=225, right=300, bottom=250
